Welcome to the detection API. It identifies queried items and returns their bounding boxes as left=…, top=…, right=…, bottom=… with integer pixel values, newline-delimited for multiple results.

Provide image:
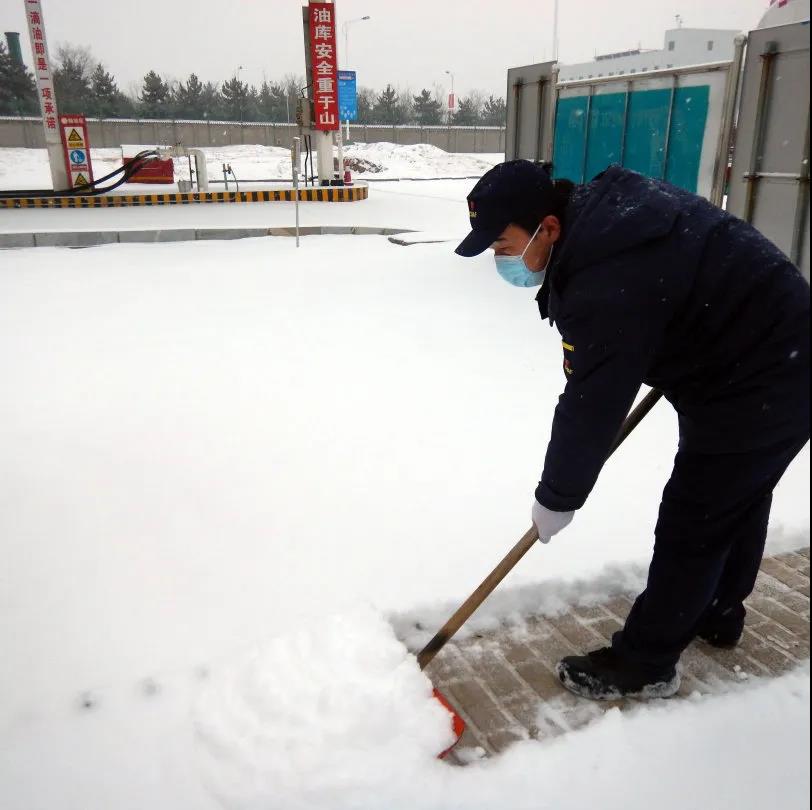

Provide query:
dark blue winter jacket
left=535, top=165, right=810, bottom=513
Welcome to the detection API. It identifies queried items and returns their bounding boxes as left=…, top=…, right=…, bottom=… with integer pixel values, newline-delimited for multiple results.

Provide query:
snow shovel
left=423, top=389, right=663, bottom=755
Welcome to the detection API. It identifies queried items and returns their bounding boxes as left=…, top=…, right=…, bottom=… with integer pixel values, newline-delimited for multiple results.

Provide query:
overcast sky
left=3, top=0, right=769, bottom=97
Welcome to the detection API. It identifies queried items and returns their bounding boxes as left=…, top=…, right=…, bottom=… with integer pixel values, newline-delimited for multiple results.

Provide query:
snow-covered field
left=0, top=145, right=809, bottom=809
left=0, top=143, right=501, bottom=193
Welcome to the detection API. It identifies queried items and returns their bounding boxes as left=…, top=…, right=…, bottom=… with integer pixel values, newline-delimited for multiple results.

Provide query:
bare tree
left=281, top=72, right=306, bottom=122
left=53, top=43, right=94, bottom=113
left=54, top=43, right=94, bottom=78
left=396, top=85, right=414, bottom=124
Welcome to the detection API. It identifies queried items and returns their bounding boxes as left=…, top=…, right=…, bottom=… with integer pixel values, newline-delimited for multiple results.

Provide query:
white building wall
left=558, top=28, right=740, bottom=81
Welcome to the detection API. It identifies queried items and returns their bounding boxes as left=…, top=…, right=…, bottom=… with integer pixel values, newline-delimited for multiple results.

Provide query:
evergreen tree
left=220, top=76, right=253, bottom=121
left=372, top=83, right=399, bottom=124
left=412, top=88, right=443, bottom=125
left=0, top=41, right=38, bottom=115
left=355, top=87, right=374, bottom=124
left=53, top=45, right=92, bottom=114
left=481, top=95, right=506, bottom=126
left=452, top=95, right=481, bottom=126
left=117, top=93, right=137, bottom=118
left=245, top=85, right=261, bottom=121
left=139, top=70, right=170, bottom=117
left=199, top=81, right=223, bottom=119
left=258, top=81, right=288, bottom=122
left=89, top=63, right=123, bottom=117
left=173, top=73, right=204, bottom=118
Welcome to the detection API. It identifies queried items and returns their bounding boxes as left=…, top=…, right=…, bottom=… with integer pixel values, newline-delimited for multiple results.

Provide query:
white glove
left=532, top=500, right=575, bottom=544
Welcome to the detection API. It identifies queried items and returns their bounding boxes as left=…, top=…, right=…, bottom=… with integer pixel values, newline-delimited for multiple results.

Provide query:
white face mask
left=494, top=224, right=553, bottom=287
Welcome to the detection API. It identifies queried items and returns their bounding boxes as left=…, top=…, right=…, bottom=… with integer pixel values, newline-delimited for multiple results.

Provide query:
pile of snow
left=195, top=607, right=454, bottom=807
left=0, top=143, right=501, bottom=192
left=345, top=142, right=500, bottom=178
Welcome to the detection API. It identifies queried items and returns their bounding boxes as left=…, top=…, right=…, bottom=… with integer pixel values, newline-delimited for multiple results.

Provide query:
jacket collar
left=536, top=166, right=679, bottom=324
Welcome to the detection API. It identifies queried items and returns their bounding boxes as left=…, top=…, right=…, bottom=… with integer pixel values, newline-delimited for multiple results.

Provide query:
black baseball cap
left=455, top=160, right=555, bottom=257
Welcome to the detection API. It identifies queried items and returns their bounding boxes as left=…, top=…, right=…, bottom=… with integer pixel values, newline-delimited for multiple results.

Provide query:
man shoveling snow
left=455, top=161, right=810, bottom=700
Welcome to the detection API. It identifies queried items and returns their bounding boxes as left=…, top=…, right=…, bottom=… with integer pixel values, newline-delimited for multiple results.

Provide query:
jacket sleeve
left=535, top=272, right=661, bottom=512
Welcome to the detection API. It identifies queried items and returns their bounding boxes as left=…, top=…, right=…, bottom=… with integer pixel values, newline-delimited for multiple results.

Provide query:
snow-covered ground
left=0, top=146, right=809, bottom=808
left=0, top=143, right=501, bottom=193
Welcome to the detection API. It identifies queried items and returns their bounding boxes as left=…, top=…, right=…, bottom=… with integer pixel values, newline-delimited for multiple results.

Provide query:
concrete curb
left=0, top=226, right=414, bottom=249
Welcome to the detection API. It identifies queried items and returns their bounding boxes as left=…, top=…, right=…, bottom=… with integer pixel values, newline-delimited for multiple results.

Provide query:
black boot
left=556, top=647, right=680, bottom=701
left=695, top=604, right=745, bottom=649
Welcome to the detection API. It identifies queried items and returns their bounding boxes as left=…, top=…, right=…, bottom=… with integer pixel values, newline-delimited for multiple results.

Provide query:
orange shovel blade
left=433, top=687, right=465, bottom=758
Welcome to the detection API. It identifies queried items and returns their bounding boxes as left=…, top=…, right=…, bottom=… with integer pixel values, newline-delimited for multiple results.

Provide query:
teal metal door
left=553, top=85, right=710, bottom=192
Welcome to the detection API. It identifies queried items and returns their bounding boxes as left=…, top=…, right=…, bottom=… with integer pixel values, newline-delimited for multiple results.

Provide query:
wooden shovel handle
left=417, top=388, right=663, bottom=670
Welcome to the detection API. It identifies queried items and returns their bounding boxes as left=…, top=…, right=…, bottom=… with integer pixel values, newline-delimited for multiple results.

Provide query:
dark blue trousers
left=613, top=353, right=810, bottom=669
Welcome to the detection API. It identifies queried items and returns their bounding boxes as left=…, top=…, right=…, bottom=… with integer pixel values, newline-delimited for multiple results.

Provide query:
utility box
left=125, top=156, right=174, bottom=184
left=296, top=97, right=312, bottom=129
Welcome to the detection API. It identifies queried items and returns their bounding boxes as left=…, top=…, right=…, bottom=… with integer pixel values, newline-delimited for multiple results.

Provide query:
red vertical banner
left=309, top=2, right=339, bottom=131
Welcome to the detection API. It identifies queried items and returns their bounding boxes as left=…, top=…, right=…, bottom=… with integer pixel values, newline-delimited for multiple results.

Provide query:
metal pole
left=336, top=124, right=345, bottom=181
left=293, top=136, right=301, bottom=248
left=790, top=109, right=810, bottom=267
left=579, top=85, right=594, bottom=184
left=710, top=34, right=747, bottom=207
left=512, top=80, right=522, bottom=160
left=661, top=74, right=678, bottom=181
left=553, top=0, right=559, bottom=62
left=544, top=65, right=560, bottom=166
left=744, top=41, right=779, bottom=224
left=619, top=80, right=631, bottom=167
left=535, top=77, right=546, bottom=162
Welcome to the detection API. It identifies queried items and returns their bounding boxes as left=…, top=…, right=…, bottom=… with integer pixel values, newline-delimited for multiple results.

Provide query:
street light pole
left=340, top=15, right=370, bottom=147
left=342, top=15, right=371, bottom=67
left=552, top=0, right=559, bottom=62
left=236, top=65, right=244, bottom=123
left=445, top=69, right=455, bottom=124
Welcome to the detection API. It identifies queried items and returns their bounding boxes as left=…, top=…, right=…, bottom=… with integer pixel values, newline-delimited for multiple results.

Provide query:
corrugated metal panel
left=726, top=21, right=810, bottom=278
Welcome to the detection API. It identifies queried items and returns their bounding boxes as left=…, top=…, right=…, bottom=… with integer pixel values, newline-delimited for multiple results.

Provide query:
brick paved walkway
left=414, top=549, right=810, bottom=764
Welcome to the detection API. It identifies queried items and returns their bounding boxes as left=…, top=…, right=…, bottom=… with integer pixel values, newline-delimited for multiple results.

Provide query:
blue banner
left=338, top=70, right=358, bottom=122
